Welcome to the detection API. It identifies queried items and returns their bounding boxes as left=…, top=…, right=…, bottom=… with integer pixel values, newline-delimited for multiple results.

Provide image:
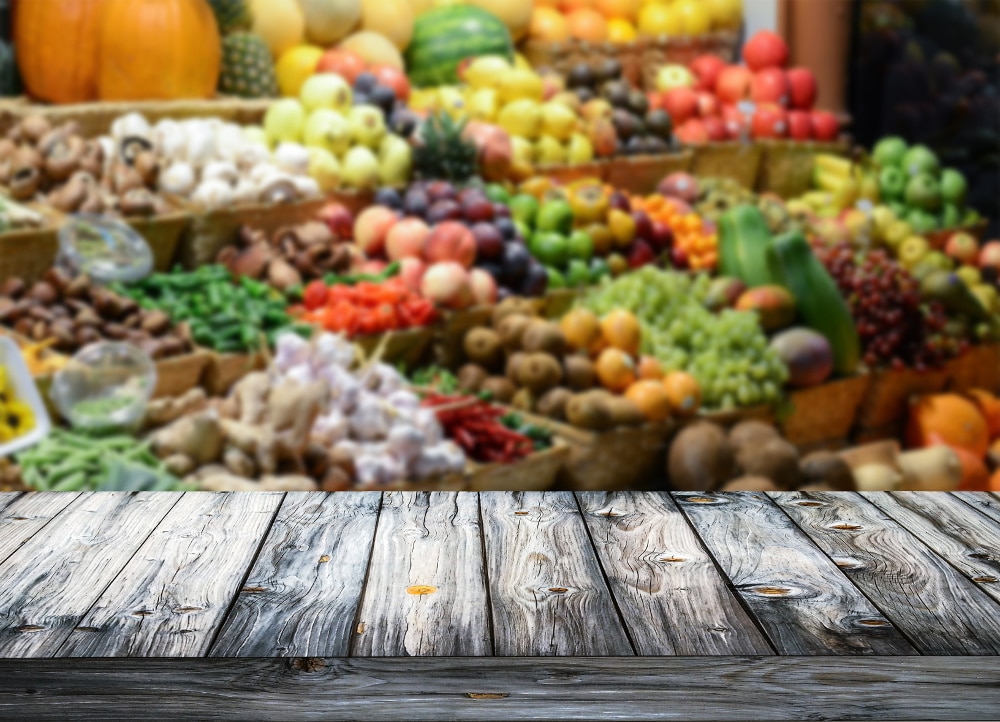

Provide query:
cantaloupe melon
left=299, top=0, right=362, bottom=46
left=338, top=31, right=405, bottom=70
left=409, top=0, right=438, bottom=15
left=360, top=0, right=415, bottom=51
left=250, top=0, right=305, bottom=58
left=466, top=0, right=532, bottom=41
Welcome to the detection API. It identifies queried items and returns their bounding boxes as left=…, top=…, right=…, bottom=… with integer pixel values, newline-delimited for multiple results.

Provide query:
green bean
left=52, top=472, right=90, bottom=492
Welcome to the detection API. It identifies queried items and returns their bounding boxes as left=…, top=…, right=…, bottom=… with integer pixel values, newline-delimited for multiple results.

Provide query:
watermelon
left=405, top=6, right=513, bottom=89
left=0, top=42, right=21, bottom=98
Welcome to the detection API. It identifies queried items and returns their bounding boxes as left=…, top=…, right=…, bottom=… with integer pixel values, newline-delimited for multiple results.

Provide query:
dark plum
left=426, top=181, right=457, bottom=203
left=426, top=199, right=463, bottom=223
left=462, top=195, right=495, bottom=223
left=608, top=190, right=631, bottom=213
left=631, top=210, right=653, bottom=242
left=403, top=187, right=430, bottom=217
left=500, top=243, right=531, bottom=285
left=471, top=222, right=504, bottom=261
left=495, top=217, right=517, bottom=240
left=370, top=85, right=398, bottom=116
left=492, top=202, right=511, bottom=219
left=353, top=72, right=378, bottom=94
left=520, top=261, right=550, bottom=297
left=476, top=261, right=503, bottom=281
left=374, top=187, right=403, bottom=210
left=390, top=108, right=419, bottom=138
left=649, top=220, right=675, bottom=252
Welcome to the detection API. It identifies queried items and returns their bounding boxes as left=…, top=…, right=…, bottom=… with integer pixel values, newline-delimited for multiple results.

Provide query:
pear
left=510, top=136, right=535, bottom=177
left=341, top=146, right=380, bottom=191
left=308, top=147, right=341, bottom=192
left=566, top=133, right=594, bottom=165
left=550, top=91, right=582, bottom=114
left=303, top=109, right=353, bottom=157
left=498, top=99, right=542, bottom=140
left=541, top=103, right=579, bottom=142
left=348, top=105, right=387, bottom=149
left=378, top=134, right=413, bottom=187
left=264, top=99, right=306, bottom=146
left=534, top=135, right=567, bottom=167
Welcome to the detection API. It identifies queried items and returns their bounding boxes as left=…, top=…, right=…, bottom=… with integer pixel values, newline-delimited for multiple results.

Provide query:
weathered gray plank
left=674, top=492, right=915, bottom=655
left=0, top=494, right=21, bottom=513
left=954, top=491, right=1000, bottom=525
left=0, top=657, right=998, bottom=721
left=211, top=492, right=380, bottom=658
left=864, top=491, right=1000, bottom=606
left=0, top=493, right=81, bottom=565
left=56, top=493, right=282, bottom=658
left=578, top=491, right=774, bottom=655
left=352, top=492, right=490, bottom=656
left=775, top=491, right=1000, bottom=654
left=481, top=491, right=633, bottom=656
left=0, top=492, right=180, bottom=658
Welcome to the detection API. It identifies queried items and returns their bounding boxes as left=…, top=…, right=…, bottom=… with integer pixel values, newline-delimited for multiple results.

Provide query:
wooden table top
left=0, top=490, right=998, bottom=721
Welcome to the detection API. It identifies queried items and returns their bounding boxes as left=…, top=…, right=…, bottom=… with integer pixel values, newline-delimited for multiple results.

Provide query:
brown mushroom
left=131, top=150, right=158, bottom=186
left=120, top=136, right=154, bottom=166
left=217, top=240, right=273, bottom=280
left=118, top=188, right=156, bottom=217
left=78, top=141, right=104, bottom=178
left=20, top=115, right=53, bottom=144
left=43, top=135, right=85, bottom=182
left=0, top=278, right=26, bottom=299
left=9, top=165, right=41, bottom=201
left=79, top=190, right=106, bottom=215
left=110, top=162, right=145, bottom=195
left=47, top=171, right=93, bottom=213
left=140, top=310, right=171, bottom=336
left=267, top=258, right=303, bottom=292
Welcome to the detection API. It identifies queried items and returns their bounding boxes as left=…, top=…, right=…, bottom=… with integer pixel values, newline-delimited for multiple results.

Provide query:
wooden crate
left=688, top=142, right=765, bottom=190
left=603, top=151, right=695, bottom=195
left=467, top=441, right=569, bottom=492
left=755, top=139, right=852, bottom=198
left=353, top=326, right=435, bottom=372
left=521, top=39, right=647, bottom=89
left=200, top=349, right=267, bottom=397
left=152, top=350, right=212, bottom=400
left=127, top=211, right=192, bottom=273
left=781, top=374, right=871, bottom=451
left=854, top=366, right=949, bottom=439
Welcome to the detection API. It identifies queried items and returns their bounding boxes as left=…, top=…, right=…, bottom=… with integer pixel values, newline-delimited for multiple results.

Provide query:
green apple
left=536, top=199, right=574, bottom=235
left=509, top=194, right=539, bottom=228
left=567, top=230, right=594, bottom=262
left=888, top=200, right=908, bottom=218
left=566, top=259, right=591, bottom=287
left=264, top=98, right=306, bottom=145
left=307, top=147, right=341, bottom=192
left=299, top=73, right=353, bottom=115
left=532, top=231, right=569, bottom=268
left=940, top=203, right=961, bottom=230
left=872, top=136, right=908, bottom=168
left=878, top=166, right=906, bottom=200
left=348, top=105, right=387, bottom=149
left=940, top=168, right=967, bottom=206
left=484, top=183, right=510, bottom=204
left=589, top=257, right=611, bottom=283
left=904, top=173, right=941, bottom=211
left=905, top=207, right=938, bottom=234
left=303, top=109, right=352, bottom=157
left=902, top=144, right=940, bottom=177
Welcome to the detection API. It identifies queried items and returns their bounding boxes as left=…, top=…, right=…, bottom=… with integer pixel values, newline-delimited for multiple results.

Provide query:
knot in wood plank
left=290, top=658, right=327, bottom=673
left=466, top=693, right=509, bottom=700
left=406, top=585, right=437, bottom=596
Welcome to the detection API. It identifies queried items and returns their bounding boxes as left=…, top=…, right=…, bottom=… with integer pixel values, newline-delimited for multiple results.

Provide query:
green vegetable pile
left=500, top=412, right=553, bottom=451
left=112, top=265, right=312, bottom=354
left=16, top=429, right=193, bottom=492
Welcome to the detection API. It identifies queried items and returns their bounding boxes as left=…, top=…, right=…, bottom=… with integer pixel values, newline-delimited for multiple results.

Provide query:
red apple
left=371, top=65, right=411, bottom=102
left=423, top=221, right=476, bottom=268
left=786, top=67, right=818, bottom=109
left=385, top=217, right=431, bottom=261
left=787, top=110, right=813, bottom=140
left=674, top=118, right=709, bottom=144
left=715, top=65, right=752, bottom=104
left=657, top=172, right=700, bottom=203
left=317, top=202, right=354, bottom=240
left=695, top=91, right=720, bottom=118
left=978, top=241, right=1000, bottom=270
left=316, top=49, right=367, bottom=84
left=649, top=220, right=674, bottom=252
left=353, top=206, right=399, bottom=257
left=751, top=104, right=788, bottom=139
left=662, top=87, right=699, bottom=124
left=742, top=30, right=789, bottom=71
left=701, top=115, right=728, bottom=141
left=689, top=54, right=727, bottom=92
left=810, top=110, right=839, bottom=141
left=721, top=104, right=749, bottom=139
left=628, top=239, right=656, bottom=269
left=750, top=68, right=791, bottom=107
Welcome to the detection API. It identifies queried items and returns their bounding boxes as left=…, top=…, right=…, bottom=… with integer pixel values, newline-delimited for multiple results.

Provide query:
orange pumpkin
left=14, top=0, right=108, bottom=103
left=905, top=393, right=990, bottom=459
left=97, top=0, right=221, bottom=101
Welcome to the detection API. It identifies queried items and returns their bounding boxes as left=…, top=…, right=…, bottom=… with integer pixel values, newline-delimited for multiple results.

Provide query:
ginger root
left=234, top=372, right=270, bottom=425
left=150, top=410, right=224, bottom=466
left=145, top=388, right=208, bottom=429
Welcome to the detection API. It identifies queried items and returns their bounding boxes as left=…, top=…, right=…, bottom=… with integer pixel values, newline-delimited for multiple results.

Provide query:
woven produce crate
left=688, top=142, right=765, bottom=190
left=639, top=31, right=741, bottom=90
left=699, top=404, right=776, bottom=427
left=201, top=349, right=267, bottom=397
left=755, top=139, right=852, bottom=198
left=535, top=161, right=608, bottom=185
left=521, top=39, right=646, bottom=89
left=127, top=211, right=192, bottom=272
left=945, top=343, right=1000, bottom=393
left=603, top=150, right=695, bottom=195
left=353, top=326, right=435, bottom=372
left=0, top=217, right=60, bottom=284
left=468, top=441, right=569, bottom=492
left=781, top=374, right=871, bottom=451
left=854, top=366, right=949, bottom=440
left=152, top=350, right=212, bottom=400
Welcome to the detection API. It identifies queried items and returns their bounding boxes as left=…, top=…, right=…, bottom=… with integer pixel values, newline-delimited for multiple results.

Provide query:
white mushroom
left=273, top=142, right=311, bottom=175
left=191, top=178, right=234, bottom=209
left=110, top=113, right=151, bottom=143
left=292, top=175, right=321, bottom=198
left=158, top=161, right=197, bottom=197
left=153, top=119, right=185, bottom=159
left=202, top=160, right=239, bottom=186
left=232, top=178, right=258, bottom=205
left=184, top=123, right=217, bottom=167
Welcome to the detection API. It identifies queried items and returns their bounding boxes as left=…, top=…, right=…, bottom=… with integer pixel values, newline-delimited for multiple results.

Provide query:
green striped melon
left=404, top=6, right=513, bottom=89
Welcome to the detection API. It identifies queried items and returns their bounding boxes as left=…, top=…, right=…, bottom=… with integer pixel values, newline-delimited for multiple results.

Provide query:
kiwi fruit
left=463, top=328, right=503, bottom=369
left=506, top=352, right=527, bottom=382
left=517, top=352, right=564, bottom=394
left=563, top=355, right=596, bottom=391
left=497, top=313, right=533, bottom=352
left=606, top=397, right=645, bottom=428
left=512, top=388, right=537, bottom=413
left=521, top=320, right=566, bottom=355
left=457, top=364, right=489, bottom=393
left=799, top=452, right=855, bottom=491
left=537, top=387, right=572, bottom=421
left=566, top=391, right=614, bottom=431
left=719, top=476, right=781, bottom=492
left=736, top=437, right=801, bottom=490
left=728, top=420, right=779, bottom=453
left=668, top=422, right=736, bottom=492
left=492, top=297, right=536, bottom=328
left=481, top=376, right=516, bottom=404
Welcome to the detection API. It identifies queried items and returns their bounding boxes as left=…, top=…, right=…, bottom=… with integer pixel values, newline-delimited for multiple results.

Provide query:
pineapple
left=413, top=112, right=479, bottom=183
left=219, top=33, right=279, bottom=98
left=207, top=0, right=252, bottom=34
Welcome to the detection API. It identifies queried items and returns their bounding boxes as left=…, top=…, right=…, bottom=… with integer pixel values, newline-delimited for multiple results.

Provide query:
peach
left=469, top=269, right=498, bottom=306
left=385, top=218, right=431, bottom=261
left=421, top=261, right=473, bottom=309
left=354, top=206, right=398, bottom=257
left=399, top=257, right=427, bottom=294
left=423, top=221, right=476, bottom=268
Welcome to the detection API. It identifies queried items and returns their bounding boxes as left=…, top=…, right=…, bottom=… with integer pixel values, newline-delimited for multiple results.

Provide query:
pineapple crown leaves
left=414, top=112, right=479, bottom=184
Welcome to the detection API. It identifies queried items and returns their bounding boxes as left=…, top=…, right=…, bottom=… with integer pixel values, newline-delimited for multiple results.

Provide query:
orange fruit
left=637, top=356, right=664, bottom=381
left=529, top=6, right=571, bottom=42
left=606, top=17, right=638, bottom=42
left=626, top=380, right=672, bottom=422
left=560, top=0, right=597, bottom=11
left=595, top=348, right=637, bottom=392
left=906, top=393, right=990, bottom=458
left=967, top=389, right=1000, bottom=438
left=565, top=8, right=609, bottom=42
left=599, top=309, right=641, bottom=356
left=663, top=371, right=701, bottom=417
left=989, top=468, right=1000, bottom=492
left=560, top=308, right=603, bottom=353
left=594, top=0, right=640, bottom=20
left=637, top=2, right=682, bottom=36
left=275, top=45, right=325, bottom=97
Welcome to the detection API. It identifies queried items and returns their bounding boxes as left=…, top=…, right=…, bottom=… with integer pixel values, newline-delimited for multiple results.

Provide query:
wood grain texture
left=352, top=492, right=490, bottom=656
left=56, top=493, right=283, bottom=658
left=211, top=492, right=381, bottom=658
left=0, top=494, right=21, bottom=513
left=775, top=491, right=1000, bottom=654
left=674, top=492, right=915, bottom=655
left=864, top=491, right=1000, bottom=606
left=578, top=491, right=774, bottom=655
left=0, top=493, right=80, bottom=566
left=0, top=657, right=997, bottom=721
left=481, top=492, right=633, bottom=656
left=0, top=492, right=180, bottom=658
left=955, top=491, right=1000, bottom=525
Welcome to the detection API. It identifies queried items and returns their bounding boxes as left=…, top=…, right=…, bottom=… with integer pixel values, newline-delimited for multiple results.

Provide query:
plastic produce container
left=50, top=342, right=158, bottom=434
left=0, top=336, right=52, bottom=458
left=57, top=215, right=154, bottom=285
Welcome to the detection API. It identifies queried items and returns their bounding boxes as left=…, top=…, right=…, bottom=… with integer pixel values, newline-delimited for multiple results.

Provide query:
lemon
left=436, top=86, right=468, bottom=119
left=275, top=45, right=325, bottom=97
left=463, top=55, right=513, bottom=89
left=607, top=18, right=638, bottom=43
left=675, top=0, right=713, bottom=34
left=468, top=87, right=500, bottom=121
left=541, top=102, right=579, bottom=142
left=638, top=3, right=682, bottom=36
left=535, top=135, right=567, bottom=167
left=567, top=133, right=595, bottom=165
left=498, top=99, right=543, bottom=140
left=497, top=68, right=544, bottom=104
left=510, top=136, right=535, bottom=176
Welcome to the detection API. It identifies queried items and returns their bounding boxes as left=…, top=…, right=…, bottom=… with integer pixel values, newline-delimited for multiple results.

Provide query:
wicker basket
left=755, top=139, right=852, bottom=199
left=854, top=366, right=949, bottom=438
left=201, top=349, right=267, bottom=397
left=535, top=161, right=608, bottom=186
left=688, top=142, right=765, bottom=190
left=468, top=441, right=569, bottom=492
left=699, top=404, right=776, bottom=427
left=603, top=151, right=695, bottom=195
left=127, top=211, right=192, bottom=272
left=153, top=350, right=212, bottom=400
left=353, top=326, right=435, bottom=371
left=521, top=39, right=647, bottom=89
left=781, top=374, right=871, bottom=451
left=945, top=343, right=1000, bottom=393
left=435, top=305, right=494, bottom=369
left=0, top=219, right=60, bottom=284
left=639, top=31, right=741, bottom=90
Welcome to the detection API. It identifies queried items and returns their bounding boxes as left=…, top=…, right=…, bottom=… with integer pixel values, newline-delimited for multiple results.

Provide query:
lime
left=485, top=183, right=511, bottom=205
left=509, top=194, right=540, bottom=228
left=567, top=230, right=594, bottom=262
left=589, top=257, right=611, bottom=283
left=535, top=199, right=574, bottom=235
left=532, top=232, right=570, bottom=268
left=546, top=266, right=566, bottom=289
left=566, top=259, right=591, bottom=288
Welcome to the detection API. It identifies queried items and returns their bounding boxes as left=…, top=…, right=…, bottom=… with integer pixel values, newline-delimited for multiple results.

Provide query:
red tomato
left=302, top=281, right=329, bottom=311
